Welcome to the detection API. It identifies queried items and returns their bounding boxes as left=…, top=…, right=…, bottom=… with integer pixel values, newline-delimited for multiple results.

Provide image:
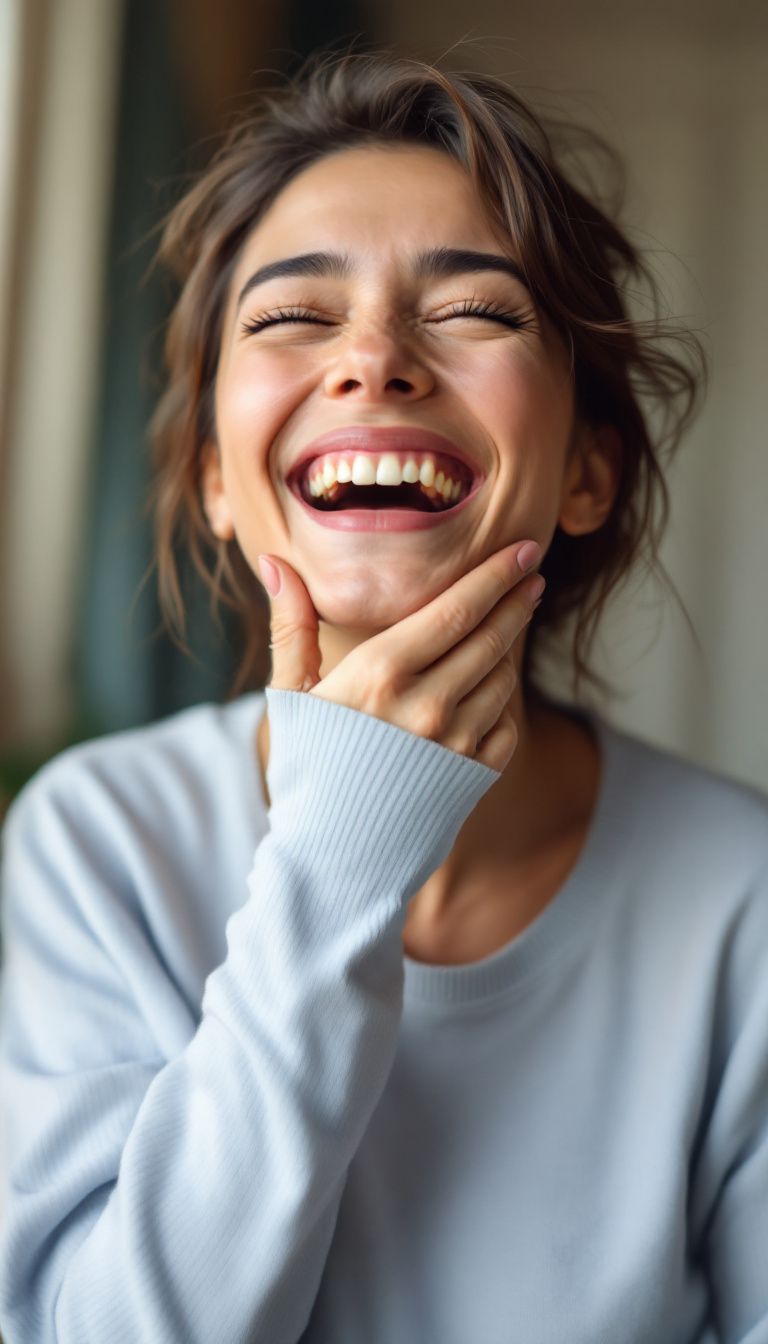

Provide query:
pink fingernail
left=258, top=556, right=281, bottom=597
left=518, top=541, right=542, bottom=572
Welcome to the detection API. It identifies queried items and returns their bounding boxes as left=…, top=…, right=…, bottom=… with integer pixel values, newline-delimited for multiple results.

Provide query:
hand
left=257, top=542, right=545, bottom=771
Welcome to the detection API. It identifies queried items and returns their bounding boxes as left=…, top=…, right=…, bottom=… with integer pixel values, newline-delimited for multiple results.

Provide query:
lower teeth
left=308, top=481, right=454, bottom=511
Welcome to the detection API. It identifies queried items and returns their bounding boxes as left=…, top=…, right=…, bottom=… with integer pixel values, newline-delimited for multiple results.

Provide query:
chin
left=306, top=566, right=434, bottom=622
left=315, top=595, right=422, bottom=631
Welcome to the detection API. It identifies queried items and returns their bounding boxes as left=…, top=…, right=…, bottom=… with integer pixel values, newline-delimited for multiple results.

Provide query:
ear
left=557, top=422, right=623, bottom=537
left=200, top=440, right=235, bottom=541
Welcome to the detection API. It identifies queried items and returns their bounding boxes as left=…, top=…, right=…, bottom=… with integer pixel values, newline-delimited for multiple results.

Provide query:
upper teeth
left=305, top=452, right=466, bottom=503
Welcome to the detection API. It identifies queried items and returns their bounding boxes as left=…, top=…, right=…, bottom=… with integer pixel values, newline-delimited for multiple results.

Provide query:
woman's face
left=205, top=143, right=581, bottom=632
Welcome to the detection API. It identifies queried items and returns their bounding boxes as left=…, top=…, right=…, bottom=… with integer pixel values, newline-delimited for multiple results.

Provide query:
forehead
left=232, top=143, right=508, bottom=283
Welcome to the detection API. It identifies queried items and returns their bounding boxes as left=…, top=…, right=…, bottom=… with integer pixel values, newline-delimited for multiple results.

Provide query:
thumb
left=257, top=555, right=322, bottom=693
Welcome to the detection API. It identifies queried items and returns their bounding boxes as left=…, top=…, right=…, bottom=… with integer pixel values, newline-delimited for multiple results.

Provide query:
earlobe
left=557, top=424, right=623, bottom=537
left=200, top=441, right=235, bottom=541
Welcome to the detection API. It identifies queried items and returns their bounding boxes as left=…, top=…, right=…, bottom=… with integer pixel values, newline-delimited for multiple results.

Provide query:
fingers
left=422, top=571, right=542, bottom=710
left=257, top=554, right=323, bottom=693
left=474, top=705, right=520, bottom=773
left=255, top=539, right=544, bottom=774
left=443, top=651, right=518, bottom=760
left=375, top=540, right=542, bottom=679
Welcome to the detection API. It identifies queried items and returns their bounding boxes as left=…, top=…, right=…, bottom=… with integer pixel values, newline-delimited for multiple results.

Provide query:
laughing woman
left=2, top=49, right=767, bottom=1344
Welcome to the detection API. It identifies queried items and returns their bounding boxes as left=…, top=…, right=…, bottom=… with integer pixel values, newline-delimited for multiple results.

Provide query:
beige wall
left=381, top=2, right=768, bottom=790
left=0, top=0, right=123, bottom=753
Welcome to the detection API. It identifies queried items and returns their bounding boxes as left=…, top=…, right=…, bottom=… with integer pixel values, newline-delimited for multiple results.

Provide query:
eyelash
left=239, top=299, right=533, bottom=336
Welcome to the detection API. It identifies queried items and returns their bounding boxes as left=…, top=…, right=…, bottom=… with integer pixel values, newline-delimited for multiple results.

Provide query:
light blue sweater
left=1, top=687, right=767, bottom=1343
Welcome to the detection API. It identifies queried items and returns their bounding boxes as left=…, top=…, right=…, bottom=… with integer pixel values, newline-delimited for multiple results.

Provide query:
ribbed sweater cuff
left=263, top=687, right=501, bottom=909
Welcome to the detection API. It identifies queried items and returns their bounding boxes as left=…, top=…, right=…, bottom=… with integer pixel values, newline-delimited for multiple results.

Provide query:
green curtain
left=73, top=1, right=235, bottom=740
left=73, top=0, right=376, bottom=742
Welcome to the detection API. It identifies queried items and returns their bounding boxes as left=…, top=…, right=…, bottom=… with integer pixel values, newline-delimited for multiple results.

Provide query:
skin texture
left=201, top=143, right=622, bottom=965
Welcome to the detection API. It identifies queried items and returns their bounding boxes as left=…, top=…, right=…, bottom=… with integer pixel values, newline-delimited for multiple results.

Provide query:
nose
left=322, top=324, right=435, bottom=402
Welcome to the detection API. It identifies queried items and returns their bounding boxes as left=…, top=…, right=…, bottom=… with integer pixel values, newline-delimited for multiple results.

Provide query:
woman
left=1, top=49, right=767, bottom=1344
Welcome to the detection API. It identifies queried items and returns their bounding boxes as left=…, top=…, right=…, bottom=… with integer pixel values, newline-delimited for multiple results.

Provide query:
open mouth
left=300, top=480, right=465, bottom=512
left=289, top=453, right=477, bottom=513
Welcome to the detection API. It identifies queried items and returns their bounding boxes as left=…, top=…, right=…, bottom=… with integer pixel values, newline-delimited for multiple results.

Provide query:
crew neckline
left=238, top=690, right=630, bottom=1011
left=403, top=704, right=627, bottom=1010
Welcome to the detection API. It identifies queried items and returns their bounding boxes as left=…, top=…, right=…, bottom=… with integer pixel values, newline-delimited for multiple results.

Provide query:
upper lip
left=285, top=426, right=483, bottom=486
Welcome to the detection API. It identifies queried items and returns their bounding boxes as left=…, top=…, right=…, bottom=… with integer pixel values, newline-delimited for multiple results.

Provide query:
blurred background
left=0, top=0, right=766, bottom=818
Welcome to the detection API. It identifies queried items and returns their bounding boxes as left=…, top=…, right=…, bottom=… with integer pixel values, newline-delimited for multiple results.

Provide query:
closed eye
left=240, top=306, right=328, bottom=335
left=239, top=299, right=534, bottom=336
left=433, top=299, right=534, bottom=330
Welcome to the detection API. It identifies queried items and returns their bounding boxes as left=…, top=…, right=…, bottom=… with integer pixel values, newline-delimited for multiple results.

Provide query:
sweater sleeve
left=0, top=687, right=500, bottom=1343
left=690, top=855, right=768, bottom=1343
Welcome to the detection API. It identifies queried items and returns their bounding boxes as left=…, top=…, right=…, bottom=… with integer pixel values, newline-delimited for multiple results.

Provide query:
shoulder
left=0, top=695, right=267, bottom=1030
left=1, top=694, right=267, bottom=946
left=603, top=716, right=768, bottom=869
left=3, top=693, right=265, bottom=841
left=596, top=713, right=768, bottom=963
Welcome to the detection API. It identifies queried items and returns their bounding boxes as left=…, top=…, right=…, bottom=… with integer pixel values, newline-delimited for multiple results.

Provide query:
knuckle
left=367, top=650, right=398, bottom=692
left=478, top=623, right=509, bottom=663
left=361, top=686, right=392, bottom=719
left=267, top=622, right=296, bottom=650
left=489, top=681, right=511, bottom=720
left=434, top=599, right=474, bottom=644
left=411, top=695, right=449, bottom=741
left=499, top=652, right=518, bottom=690
left=361, top=681, right=394, bottom=719
left=452, top=729, right=478, bottom=758
left=491, top=562, right=515, bottom=595
left=363, top=647, right=392, bottom=688
left=356, top=652, right=399, bottom=712
left=482, top=713, right=518, bottom=769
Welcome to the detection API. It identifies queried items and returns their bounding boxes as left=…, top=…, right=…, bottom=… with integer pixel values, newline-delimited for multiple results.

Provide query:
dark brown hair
left=145, top=47, right=706, bottom=703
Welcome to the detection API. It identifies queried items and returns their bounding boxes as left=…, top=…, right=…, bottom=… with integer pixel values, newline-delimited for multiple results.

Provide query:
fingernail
left=518, top=541, right=542, bottom=572
left=258, top=555, right=281, bottom=597
left=529, top=574, right=546, bottom=601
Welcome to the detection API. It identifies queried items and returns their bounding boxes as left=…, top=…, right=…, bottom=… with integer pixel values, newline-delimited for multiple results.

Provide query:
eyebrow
left=235, top=247, right=531, bottom=311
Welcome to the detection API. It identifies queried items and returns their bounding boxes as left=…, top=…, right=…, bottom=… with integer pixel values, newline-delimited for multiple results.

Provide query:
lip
left=285, top=425, right=483, bottom=488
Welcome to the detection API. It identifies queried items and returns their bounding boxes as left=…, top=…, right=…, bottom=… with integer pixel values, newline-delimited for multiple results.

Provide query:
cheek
left=460, top=348, right=573, bottom=530
left=461, top=347, right=574, bottom=456
left=217, top=350, right=309, bottom=450
left=218, top=370, right=276, bottom=448
left=212, top=357, right=307, bottom=556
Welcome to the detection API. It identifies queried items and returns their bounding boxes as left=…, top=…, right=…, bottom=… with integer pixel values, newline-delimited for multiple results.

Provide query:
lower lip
left=288, top=476, right=485, bottom=531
